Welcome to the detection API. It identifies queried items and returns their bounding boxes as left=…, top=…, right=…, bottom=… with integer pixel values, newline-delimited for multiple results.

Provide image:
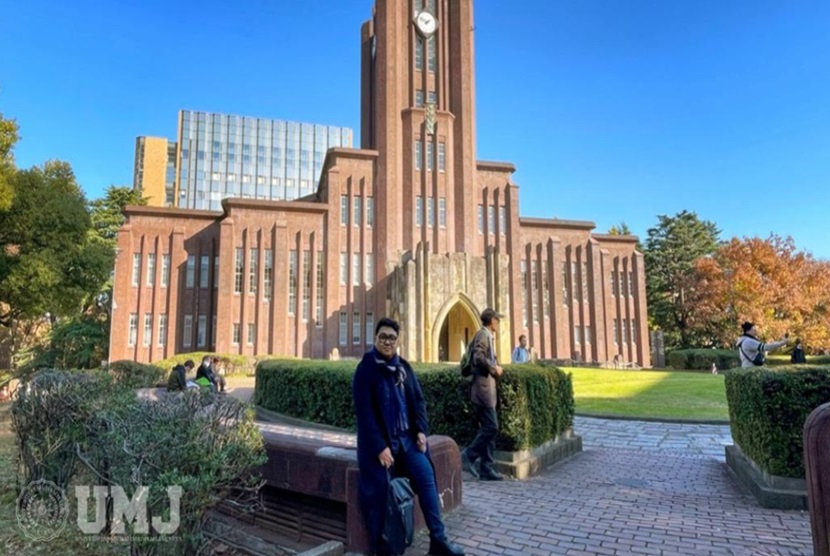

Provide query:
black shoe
left=429, top=537, right=465, bottom=556
left=460, top=450, right=479, bottom=479
left=479, top=469, right=504, bottom=481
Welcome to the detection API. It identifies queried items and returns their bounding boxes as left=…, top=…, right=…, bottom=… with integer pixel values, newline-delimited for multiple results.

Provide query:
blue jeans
left=393, top=434, right=446, bottom=542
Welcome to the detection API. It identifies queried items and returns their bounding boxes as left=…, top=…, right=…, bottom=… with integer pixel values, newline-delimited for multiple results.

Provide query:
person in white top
left=736, top=322, right=788, bottom=368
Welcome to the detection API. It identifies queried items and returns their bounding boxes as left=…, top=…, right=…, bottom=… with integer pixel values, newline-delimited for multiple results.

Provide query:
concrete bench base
left=725, top=444, right=807, bottom=510
left=493, top=429, right=583, bottom=479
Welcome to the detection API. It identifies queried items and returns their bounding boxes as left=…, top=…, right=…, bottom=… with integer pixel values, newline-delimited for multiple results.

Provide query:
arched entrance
left=433, top=294, right=480, bottom=362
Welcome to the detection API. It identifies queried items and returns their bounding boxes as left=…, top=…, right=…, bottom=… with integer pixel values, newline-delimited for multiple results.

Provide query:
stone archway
left=432, top=294, right=480, bottom=362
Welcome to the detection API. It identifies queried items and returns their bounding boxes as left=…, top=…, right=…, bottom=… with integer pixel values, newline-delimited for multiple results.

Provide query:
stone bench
left=220, top=423, right=462, bottom=554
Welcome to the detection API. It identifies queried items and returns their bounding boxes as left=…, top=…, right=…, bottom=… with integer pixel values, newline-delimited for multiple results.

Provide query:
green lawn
left=564, top=367, right=729, bottom=422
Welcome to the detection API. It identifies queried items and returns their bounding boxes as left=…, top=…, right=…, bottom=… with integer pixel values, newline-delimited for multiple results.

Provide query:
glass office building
left=177, top=111, right=353, bottom=211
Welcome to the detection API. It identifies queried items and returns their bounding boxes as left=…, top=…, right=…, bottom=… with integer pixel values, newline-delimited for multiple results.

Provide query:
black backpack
left=383, top=473, right=414, bottom=555
left=460, top=340, right=474, bottom=377
left=738, top=340, right=765, bottom=366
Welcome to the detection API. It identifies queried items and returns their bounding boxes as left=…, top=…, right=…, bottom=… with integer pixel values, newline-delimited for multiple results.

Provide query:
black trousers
left=466, top=404, right=498, bottom=473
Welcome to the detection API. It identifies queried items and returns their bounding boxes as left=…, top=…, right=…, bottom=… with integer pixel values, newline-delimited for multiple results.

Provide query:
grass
left=564, top=367, right=729, bottom=422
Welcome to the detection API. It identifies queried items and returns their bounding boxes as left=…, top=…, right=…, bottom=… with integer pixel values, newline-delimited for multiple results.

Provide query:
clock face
left=415, top=11, right=437, bottom=37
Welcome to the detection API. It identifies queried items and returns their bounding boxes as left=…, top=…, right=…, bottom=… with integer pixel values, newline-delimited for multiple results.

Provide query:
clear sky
left=2, top=0, right=829, bottom=258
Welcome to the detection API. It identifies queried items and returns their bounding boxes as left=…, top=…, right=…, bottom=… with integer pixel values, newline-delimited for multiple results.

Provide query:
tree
left=643, top=210, right=720, bottom=349
left=89, top=185, right=146, bottom=249
left=0, top=112, right=19, bottom=210
left=608, top=222, right=633, bottom=235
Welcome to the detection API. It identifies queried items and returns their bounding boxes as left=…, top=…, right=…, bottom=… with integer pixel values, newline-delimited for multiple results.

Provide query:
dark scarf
left=371, top=347, right=409, bottom=435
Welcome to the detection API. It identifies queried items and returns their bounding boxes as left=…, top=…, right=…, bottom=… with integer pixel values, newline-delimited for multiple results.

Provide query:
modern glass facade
left=176, top=110, right=353, bottom=211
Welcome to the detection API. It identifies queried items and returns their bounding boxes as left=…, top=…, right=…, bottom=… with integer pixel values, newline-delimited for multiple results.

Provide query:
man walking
left=461, top=308, right=504, bottom=481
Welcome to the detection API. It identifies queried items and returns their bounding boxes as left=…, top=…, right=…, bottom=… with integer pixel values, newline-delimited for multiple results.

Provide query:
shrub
left=154, top=352, right=256, bottom=376
left=667, top=349, right=740, bottom=371
left=108, top=359, right=166, bottom=388
left=255, top=359, right=575, bottom=451
left=725, top=365, right=830, bottom=478
left=766, top=354, right=830, bottom=367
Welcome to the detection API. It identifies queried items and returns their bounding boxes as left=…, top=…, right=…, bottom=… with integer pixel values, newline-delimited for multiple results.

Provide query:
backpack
left=738, top=340, right=765, bottom=366
left=460, top=338, right=475, bottom=378
left=383, top=474, right=414, bottom=555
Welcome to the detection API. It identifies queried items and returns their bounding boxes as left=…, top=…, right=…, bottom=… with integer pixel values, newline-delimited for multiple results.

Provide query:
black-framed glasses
left=377, top=333, right=398, bottom=344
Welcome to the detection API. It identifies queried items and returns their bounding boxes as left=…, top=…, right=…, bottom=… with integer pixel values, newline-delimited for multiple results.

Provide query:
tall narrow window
left=415, top=90, right=424, bottom=107
left=531, top=260, right=539, bottom=323
left=367, top=198, right=374, bottom=228
left=353, top=253, right=360, bottom=285
left=571, top=262, right=579, bottom=302
left=158, top=314, right=167, bottom=347
left=213, top=256, right=219, bottom=289
left=186, top=256, right=195, bottom=288
left=499, top=207, right=506, bottom=236
left=247, top=324, right=256, bottom=345
left=197, top=315, right=207, bottom=347
left=611, top=271, right=617, bottom=297
left=585, top=325, right=593, bottom=345
left=234, top=248, right=243, bottom=294
left=353, top=312, right=361, bottom=345
left=521, top=260, right=528, bottom=326
left=341, top=195, right=348, bottom=226
left=427, top=141, right=434, bottom=171
left=488, top=206, right=495, bottom=235
left=582, top=262, right=588, bottom=302
left=574, top=325, right=582, bottom=345
left=622, top=318, right=628, bottom=344
left=562, top=262, right=569, bottom=306
left=316, top=251, right=324, bottom=325
left=439, top=198, right=446, bottom=228
left=339, top=312, right=347, bottom=345
left=264, top=250, right=273, bottom=301
left=477, top=205, right=484, bottom=234
left=618, top=270, right=625, bottom=299
left=129, top=314, right=138, bottom=346
left=146, top=254, right=156, bottom=286
left=415, top=36, right=424, bottom=70
left=183, top=315, right=193, bottom=348
left=249, top=249, right=258, bottom=294
left=416, top=197, right=423, bottom=227
left=340, top=253, right=347, bottom=285
left=161, top=254, right=170, bottom=287
left=354, top=197, right=362, bottom=227
left=543, top=261, right=550, bottom=318
left=613, top=319, right=619, bottom=344
left=366, top=312, right=374, bottom=346
left=132, top=254, right=141, bottom=286
left=415, top=141, right=422, bottom=171
left=143, top=314, right=152, bottom=347
left=302, top=250, right=311, bottom=320
left=427, top=36, right=436, bottom=72
left=233, top=323, right=241, bottom=345
left=289, top=250, right=298, bottom=314
left=438, top=142, right=445, bottom=172
left=427, top=197, right=434, bottom=228
left=366, top=254, right=374, bottom=286
left=630, top=319, right=637, bottom=343
left=200, top=255, right=209, bottom=288
left=628, top=272, right=634, bottom=298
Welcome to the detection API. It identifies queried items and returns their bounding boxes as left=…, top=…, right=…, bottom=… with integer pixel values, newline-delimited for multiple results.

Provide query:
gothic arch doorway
left=433, top=294, right=480, bottom=362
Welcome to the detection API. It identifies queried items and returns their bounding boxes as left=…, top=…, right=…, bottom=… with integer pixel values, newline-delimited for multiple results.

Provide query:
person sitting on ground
left=211, top=356, right=228, bottom=393
left=167, top=360, right=195, bottom=392
left=195, top=355, right=218, bottom=392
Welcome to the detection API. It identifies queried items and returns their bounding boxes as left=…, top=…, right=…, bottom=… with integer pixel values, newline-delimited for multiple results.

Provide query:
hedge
left=255, top=359, right=575, bottom=452
left=107, top=360, right=166, bottom=388
left=153, top=352, right=257, bottom=376
left=724, top=365, right=830, bottom=478
left=667, top=349, right=740, bottom=371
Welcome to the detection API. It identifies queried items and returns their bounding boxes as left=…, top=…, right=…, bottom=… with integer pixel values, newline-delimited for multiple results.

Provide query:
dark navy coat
left=352, top=349, right=433, bottom=550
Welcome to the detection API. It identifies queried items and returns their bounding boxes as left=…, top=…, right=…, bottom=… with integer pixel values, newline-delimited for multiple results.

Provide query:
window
left=613, top=319, right=619, bottom=344
left=611, top=271, right=617, bottom=297
left=630, top=319, right=637, bottom=343
left=366, top=312, right=374, bottom=346
left=618, top=271, right=625, bottom=299
left=232, top=323, right=241, bottom=345
left=353, top=312, right=361, bottom=345
left=438, top=142, right=445, bottom=172
left=316, top=251, right=324, bottom=325
left=427, top=197, right=434, bottom=228
left=289, top=250, right=298, bottom=314
left=427, top=141, right=434, bottom=171
left=415, top=36, right=424, bottom=70
left=353, top=253, right=360, bottom=285
left=366, top=253, right=374, bottom=286
left=585, top=325, right=592, bottom=345
left=341, top=195, right=348, bottom=225
left=132, top=254, right=141, bottom=286
left=303, top=251, right=311, bottom=320
left=249, top=249, right=258, bottom=294
left=197, top=315, right=207, bottom=347
left=129, top=314, right=138, bottom=346
left=264, top=250, right=273, bottom=301
left=571, top=262, right=579, bottom=302
left=415, top=90, right=424, bottom=107
left=427, top=36, right=436, bottom=72
left=234, top=248, right=244, bottom=294
left=439, top=198, right=446, bottom=228
left=183, top=315, right=193, bottom=348
left=531, top=260, right=539, bottom=323
left=521, top=260, right=528, bottom=326
left=582, top=262, right=588, bottom=302
left=477, top=205, right=484, bottom=234
left=367, top=198, right=374, bottom=227
left=146, top=254, right=156, bottom=286
left=428, top=91, right=437, bottom=104
left=574, top=325, right=582, bottom=345
left=161, top=254, right=170, bottom=287
left=200, top=255, right=209, bottom=288
left=143, top=314, right=152, bottom=347
left=562, top=262, right=569, bottom=306
left=247, top=324, right=256, bottom=346
left=543, top=262, right=550, bottom=318
left=186, top=255, right=195, bottom=288
left=488, top=206, right=495, bottom=235
left=354, top=197, right=362, bottom=227
left=213, top=256, right=219, bottom=289
left=339, top=312, right=347, bottom=345
left=415, top=140, right=422, bottom=171
left=499, top=207, right=506, bottom=236
left=158, top=314, right=167, bottom=347
left=622, top=319, right=628, bottom=344
left=340, top=252, right=347, bottom=285
left=628, top=272, right=634, bottom=298
left=416, top=196, right=423, bottom=227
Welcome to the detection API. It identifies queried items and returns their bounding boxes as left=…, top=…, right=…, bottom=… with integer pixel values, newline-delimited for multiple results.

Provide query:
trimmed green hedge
left=668, top=349, right=740, bottom=371
left=255, top=360, right=575, bottom=451
left=108, top=360, right=166, bottom=388
left=154, top=352, right=256, bottom=376
left=766, top=354, right=830, bottom=367
left=725, top=365, right=830, bottom=478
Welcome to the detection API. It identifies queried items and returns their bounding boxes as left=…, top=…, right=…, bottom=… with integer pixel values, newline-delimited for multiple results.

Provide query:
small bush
left=255, top=359, right=575, bottom=451
left=155, top=352, right=256, bottom=376
left=668, top=349, right=740, bottom=371
left=725, top=365, right=830, bottom=478
left=108, top=359, right=166, bottom=388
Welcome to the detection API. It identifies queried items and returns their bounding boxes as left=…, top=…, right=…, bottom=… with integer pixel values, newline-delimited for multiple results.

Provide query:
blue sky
left=2, top=0, right=829, bottom=258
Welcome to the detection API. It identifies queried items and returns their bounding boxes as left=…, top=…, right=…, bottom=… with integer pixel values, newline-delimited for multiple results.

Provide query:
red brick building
left=110, top=0, right=650, bottom=366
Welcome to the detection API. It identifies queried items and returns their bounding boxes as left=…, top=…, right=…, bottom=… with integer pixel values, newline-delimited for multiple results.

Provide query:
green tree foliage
left=607, top=222, right=633, bottom=235
left=643, top=210, right=720, bottom=349
left=89, top=185, right=146, bottom=249
left=0, top=112, right=19, bottom=211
